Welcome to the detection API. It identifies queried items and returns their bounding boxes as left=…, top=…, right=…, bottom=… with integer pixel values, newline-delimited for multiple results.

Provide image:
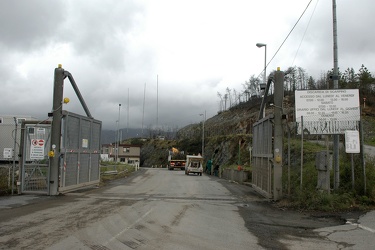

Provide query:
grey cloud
left=0, top=1, right=65, bottom=51
left=59, top=1, right=144, bottom=71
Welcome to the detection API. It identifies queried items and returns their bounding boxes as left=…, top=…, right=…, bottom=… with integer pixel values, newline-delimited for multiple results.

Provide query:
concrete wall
left=221, top=168, right=250, bottom=184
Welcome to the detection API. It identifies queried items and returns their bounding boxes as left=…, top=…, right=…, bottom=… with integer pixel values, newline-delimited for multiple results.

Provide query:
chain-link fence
left=0, top=118, right=24, bottom=194
left=0, top=123, right=21, bottom=162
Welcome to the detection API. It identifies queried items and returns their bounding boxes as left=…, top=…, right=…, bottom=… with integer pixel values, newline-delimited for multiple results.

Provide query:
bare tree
left=226, top=88, right=232, bottom=108
left=233, top=89, right=238, bottom=106
left=224, top=94, right=228, bottom=110
left=242, top=75, right=259, bottom=98
left=217, top=92, right=224, bottom=112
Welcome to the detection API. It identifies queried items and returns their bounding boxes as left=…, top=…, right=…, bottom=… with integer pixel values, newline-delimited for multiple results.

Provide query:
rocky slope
left=140, top=94, right=375, bottom=168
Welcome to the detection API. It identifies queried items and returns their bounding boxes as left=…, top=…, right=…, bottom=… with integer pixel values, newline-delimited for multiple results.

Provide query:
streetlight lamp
left=199, top=111, right=206, bottom=157
left=256, top=42, right=267, bottom=118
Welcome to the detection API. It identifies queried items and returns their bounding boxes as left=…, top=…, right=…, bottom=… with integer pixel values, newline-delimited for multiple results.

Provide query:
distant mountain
left=101, top=128, right=177, bottom=144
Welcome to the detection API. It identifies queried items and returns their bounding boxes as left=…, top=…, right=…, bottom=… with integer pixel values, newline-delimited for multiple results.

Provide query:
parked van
left=185, top=155, right=203, bottom=176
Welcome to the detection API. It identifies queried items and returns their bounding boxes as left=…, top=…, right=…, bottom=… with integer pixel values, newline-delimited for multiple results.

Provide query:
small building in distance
left=101, top=143, right=141, bottom=167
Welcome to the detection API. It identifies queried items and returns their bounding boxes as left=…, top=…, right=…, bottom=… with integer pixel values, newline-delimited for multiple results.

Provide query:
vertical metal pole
left=114, top=127, right=117, bottom=162
left=273, top=68, right=284, bottom=200
left=300, top=116, right=304, bottom=190
left=351, top=154, right=355, bottom=190
left=287, top=123, right=291, bottom=196
left=49, top=65, right=64, bottom=195
left=360, top=120, right=366, bottom=194
left=127, top=88, right=130, bottom=137
left=332, top=0, right=340, bottom=190
left=200, top=111, right=206, bottom=157
left=117, top=104, right=121, bottom=162
left=11, top=117, right=17, bottom=195
left=262, top=46, right=267, bottom=118
left=203, top=110, right=206, bottom=157
left=157, top=75, right=159, bottom=128
left=238, top=140, right=241, bottom=165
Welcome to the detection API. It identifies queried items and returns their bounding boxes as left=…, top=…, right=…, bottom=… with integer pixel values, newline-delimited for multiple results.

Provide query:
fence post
left=11, top=117, right=17, bottom=195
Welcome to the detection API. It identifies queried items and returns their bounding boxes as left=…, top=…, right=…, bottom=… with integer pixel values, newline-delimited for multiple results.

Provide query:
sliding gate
left=252, top=116, right=273, bottom=199
left=19, top=112, right=101, bottom=194
left=59, top=111, right=101, bottom=192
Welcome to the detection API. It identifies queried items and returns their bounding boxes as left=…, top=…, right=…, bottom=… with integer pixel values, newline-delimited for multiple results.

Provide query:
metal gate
left=252, top=115, right=273, bottom=198
left=20, top=122, right=52, bottom=194
left=59, top=111, right=101, bottom=192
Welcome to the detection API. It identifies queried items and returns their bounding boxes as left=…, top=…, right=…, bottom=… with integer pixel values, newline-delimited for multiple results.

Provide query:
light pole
left=199, top=111, right=206, bottom=157
left=256, top=43, right=267, bottom=118
left=116, top=104, right=121, bottom=162
left=115, top=120, right=118, bottom=162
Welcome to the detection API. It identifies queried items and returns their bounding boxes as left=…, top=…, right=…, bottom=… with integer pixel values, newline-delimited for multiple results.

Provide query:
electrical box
left=315, top=151, right=332, bottom=171
left=3, top=148, right=13, bottom=159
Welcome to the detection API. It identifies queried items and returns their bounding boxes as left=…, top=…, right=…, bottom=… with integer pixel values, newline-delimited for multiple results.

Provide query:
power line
left=292, top=0, right=319, bottom=66
left=257, top=0, right=314, bottom=79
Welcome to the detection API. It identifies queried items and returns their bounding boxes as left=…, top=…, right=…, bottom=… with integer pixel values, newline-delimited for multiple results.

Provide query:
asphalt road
left=0, top=168, right=374, bottom=249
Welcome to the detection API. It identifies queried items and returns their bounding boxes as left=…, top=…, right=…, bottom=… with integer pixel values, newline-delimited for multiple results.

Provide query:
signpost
left=345, top=130, right=360, bottom=190
left=345, top=130, right=360, bottom=154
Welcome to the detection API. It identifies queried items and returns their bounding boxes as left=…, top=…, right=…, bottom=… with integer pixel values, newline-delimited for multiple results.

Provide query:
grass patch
left=100, top=163, right=136, bottom=184
left=282, top=138, right=375, bottom=212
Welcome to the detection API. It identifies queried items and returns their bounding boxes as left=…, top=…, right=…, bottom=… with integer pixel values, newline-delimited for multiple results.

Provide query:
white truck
left=184, top=155, right=203, bottom=176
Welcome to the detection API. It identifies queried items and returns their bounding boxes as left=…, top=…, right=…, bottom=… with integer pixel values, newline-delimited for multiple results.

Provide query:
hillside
left=140, top=96, right=267, bottom=167
left=140, top=93, right=375, bottom=168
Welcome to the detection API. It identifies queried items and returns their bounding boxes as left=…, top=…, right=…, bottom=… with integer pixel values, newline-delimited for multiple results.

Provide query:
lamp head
left=256, top=43, right=266, bottom=48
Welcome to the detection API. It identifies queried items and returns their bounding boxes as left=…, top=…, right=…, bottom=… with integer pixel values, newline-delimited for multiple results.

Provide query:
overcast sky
left=1, top=0, right=374, bottom=130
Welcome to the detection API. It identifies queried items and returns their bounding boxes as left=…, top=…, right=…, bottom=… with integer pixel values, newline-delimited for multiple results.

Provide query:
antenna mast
left=142, top=82, right=146, bottom=136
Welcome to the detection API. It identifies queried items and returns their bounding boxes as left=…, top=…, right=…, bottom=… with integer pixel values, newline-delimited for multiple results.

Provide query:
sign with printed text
left=30, top=139, right=45, bottom=160
left=345, top=130, right=360, bottom=153
left=295, top=89, right=360, bottom=134
left=3, top=148, right=13, bottom=159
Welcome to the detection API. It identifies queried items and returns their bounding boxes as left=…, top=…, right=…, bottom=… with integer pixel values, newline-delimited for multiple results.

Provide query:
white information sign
left=345, top=130, right=360, bottom=153
left=82, top=139, right=88, bottom=148
left=30, top=139, right=45, bottom=160
left=295, top=89, right=360, bottom=134
left=3, top=148, right=13, bottom=159
left=37, top=128, right=45, bottom=135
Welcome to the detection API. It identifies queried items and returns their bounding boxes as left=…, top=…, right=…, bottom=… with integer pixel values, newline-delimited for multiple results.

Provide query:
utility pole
left=49, top=65, right=64, bottom=195
left=273, top=68, right=284, bottom=200
left=200, top=111, right=206, bottom=157
left=332, top=0, right=340, bottom=189
left=127, top=88, right=129, bottom=137
left=116, top=104, right=121, bottom=162
left=156, top=75, right=159, bottom=129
